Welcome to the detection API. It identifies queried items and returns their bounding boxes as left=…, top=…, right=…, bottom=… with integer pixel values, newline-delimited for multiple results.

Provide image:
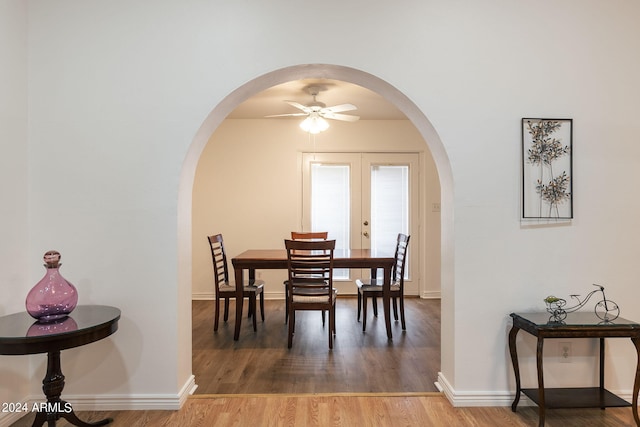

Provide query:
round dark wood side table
left=0, top=305, right=121, bottom=427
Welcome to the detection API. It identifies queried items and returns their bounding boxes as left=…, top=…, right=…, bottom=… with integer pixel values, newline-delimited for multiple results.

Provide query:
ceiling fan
left=266, top=85, right=359, bottom=133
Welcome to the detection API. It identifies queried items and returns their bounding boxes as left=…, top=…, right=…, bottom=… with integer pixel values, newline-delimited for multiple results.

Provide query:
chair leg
left=259, top=293, right=265, bottom=322
left=292, top=311, right=296, bottom=333
left=392, top=297, right=399, bottom=320
left=357, top=291, right=362, bottom=321
left=322, top=310, right=326, bottom=326
left=331, top=304, right=336, bottom=334
left=372, top=296, right=378, bottom=317
left=288, top=309, right=294, bottom=348
left=284, top=286, right=289, bottom=324
left=223, top=298, right=230, bottom=322
left=399, top=295, right=406, bottom=330
left=328, top=306, right=335, bottom=349
left=214, top=296, right=220, bottom=332
left=362, top=294, right=368, bottom=332
left=251, top=294, right=257, bottom=332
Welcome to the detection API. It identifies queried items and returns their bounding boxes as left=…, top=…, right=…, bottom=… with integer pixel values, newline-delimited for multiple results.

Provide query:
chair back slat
left=291, top=231, right=329, bottom=240
left=392, top=233, right=410, bottom=287
left=206, top=233, right=265, bottom=333
left=285, top=239, right=335, bottom=299
left=358, top=233, right=410, bottom=332
left=207, top=234, right=229, bottom=289
left=285, top=238, right=337, bottom=348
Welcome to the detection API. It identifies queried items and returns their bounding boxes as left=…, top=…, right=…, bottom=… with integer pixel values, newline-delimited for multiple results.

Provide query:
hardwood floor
left=10, top=298, right=639, bottom=425
left=192, top=297, right=441, bottom=394
left=11, top=395, right=637, bottom=426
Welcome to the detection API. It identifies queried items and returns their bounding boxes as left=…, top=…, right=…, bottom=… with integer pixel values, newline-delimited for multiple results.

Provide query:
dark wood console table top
left=0, top=305, right=121, bottom=427
left=509, top=312, right=640, bottom=427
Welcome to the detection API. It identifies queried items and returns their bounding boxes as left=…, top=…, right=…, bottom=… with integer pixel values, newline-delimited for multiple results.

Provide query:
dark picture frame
left=522, top=118, right=573, bottom=219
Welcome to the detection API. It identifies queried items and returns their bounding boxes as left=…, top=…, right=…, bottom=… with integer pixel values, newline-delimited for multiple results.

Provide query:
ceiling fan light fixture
left=300, top=114, right=329, bottom=134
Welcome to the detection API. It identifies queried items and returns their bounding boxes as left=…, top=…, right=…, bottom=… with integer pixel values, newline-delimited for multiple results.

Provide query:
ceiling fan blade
left=285, top=101, right=311, bottom=113
left=322, top=103, right=357, bottom=114
left=265, top=113, right=308, bottom=118
left=322, top=112, right=360, bottom=122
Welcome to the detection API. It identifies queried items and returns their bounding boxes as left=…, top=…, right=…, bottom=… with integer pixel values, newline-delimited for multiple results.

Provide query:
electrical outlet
left=559, top=342, right=572, bottom=363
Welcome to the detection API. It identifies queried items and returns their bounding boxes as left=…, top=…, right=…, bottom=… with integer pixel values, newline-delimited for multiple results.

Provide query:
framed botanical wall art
left=522, top=118, right=573, bottom=219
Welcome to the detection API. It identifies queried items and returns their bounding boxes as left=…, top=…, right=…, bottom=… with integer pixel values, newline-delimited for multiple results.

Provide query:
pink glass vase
left=26, top=250, right=78, bottom=322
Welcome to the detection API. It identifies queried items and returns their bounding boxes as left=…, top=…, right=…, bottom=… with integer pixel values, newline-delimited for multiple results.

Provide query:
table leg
left=508, top=325, right=521, bottom=412
left=599, top=338, right=605, bottom=409
left=233, top=267, right=244, bottom=341
left=536, top=337, right=546, bottom=427
left=631, top=336, right=640, bottom=426
left=32, top=351, right=112, bottom=427
left=383, top=264, right=392, bottom=340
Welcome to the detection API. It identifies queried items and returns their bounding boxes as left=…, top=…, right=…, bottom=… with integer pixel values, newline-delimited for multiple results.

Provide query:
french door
left=302, top=152, right=419, bottom=295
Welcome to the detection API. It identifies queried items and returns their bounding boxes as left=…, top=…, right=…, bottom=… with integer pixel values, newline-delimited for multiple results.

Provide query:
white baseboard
left=194, top=291, right=442, bottom=300
left=0, top=374, right=198, bottom=427
left=62, top=375, right=197, bottom=411
left=421, top=290, right=441, bottom=299
left=436, top=372, right=529, bottom=407
left=192, top=292, right=285, bottom=300
left=192, top=292, right=215, bottom=300
left=0, top=411, right=28, bottom=427
left=436, top=372, right=639, bottom=408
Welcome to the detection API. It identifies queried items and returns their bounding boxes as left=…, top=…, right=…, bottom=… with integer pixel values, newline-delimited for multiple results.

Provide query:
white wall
left=0, top=0, right=30, bottom=420
left=2, top=0, right=640, bottom=419
left=192, top=118, right=440, bottom=299
left=431, top=2, right=640, bottom=401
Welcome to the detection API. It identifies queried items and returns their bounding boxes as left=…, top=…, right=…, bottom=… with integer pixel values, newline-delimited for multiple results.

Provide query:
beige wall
left=192, top=118, right=441, bottom=299
left=0, top=0, right=30, bottom=417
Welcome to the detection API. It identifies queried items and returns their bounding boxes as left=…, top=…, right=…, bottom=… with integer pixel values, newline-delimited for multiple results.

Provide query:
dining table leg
left=383, top=263, right=393, bottom=340
left=233, top=266, right=244, bottom=341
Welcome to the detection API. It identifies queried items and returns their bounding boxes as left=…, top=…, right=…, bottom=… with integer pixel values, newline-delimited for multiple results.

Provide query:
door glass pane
left=311, top=163, right=349, bottom=279
left=371, top=165, right=409, bottom=278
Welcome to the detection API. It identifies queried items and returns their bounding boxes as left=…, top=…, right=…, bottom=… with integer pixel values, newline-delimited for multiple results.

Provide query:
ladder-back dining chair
left=207, top=234, right=264, bottom=332
left=284, top=231, right=329, bottom=324
left=285, top=238, right=337, bottom=349
left=356, top=233, right=410, bottom=332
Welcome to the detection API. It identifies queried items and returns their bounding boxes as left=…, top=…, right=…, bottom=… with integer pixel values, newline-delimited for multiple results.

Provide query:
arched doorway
left=177, top=64, right=454, bottom=390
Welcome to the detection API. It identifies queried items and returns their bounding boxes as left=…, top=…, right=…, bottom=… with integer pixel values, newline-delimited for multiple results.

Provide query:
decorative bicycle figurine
left=544, top=284, right=619, bottom=322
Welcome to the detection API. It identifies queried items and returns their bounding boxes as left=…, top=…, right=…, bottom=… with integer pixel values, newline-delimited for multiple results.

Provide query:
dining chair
left=290, top=231, right=329, bottom=240
left=284, top=231, right=329, bottom=324
left=285, top=238, right=337, bottom=349
left=356, top=233, right=410, bottom=332
left=207, top=234, right=264, bottom=332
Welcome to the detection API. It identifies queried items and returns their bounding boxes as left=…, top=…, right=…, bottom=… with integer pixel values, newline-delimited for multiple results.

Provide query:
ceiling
left=226, top=79, right=408, bottom=120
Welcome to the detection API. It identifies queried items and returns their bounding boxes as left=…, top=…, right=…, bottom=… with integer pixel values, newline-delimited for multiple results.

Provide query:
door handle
left=363, top=231, right=369, bottom=238
left=363, top=221, right=369, bottom=226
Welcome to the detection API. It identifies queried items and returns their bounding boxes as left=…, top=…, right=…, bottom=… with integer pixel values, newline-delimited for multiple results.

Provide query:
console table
left=509, top=312, right=640, bottom=426
left=0, top=305, right=120, bottom=427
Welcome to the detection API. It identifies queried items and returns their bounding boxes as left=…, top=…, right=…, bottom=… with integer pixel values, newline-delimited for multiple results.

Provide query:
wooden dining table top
left=231, top=248, right=397, bottom=341
left=232, top=248, right=395, bottom=269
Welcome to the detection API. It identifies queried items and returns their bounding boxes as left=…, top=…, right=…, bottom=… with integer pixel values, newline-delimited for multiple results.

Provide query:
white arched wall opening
left=177, top=64, right=455, bottom=392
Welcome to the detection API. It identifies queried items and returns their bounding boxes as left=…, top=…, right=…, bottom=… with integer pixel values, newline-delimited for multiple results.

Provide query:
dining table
left=231, top=248, right=396, bottom=341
